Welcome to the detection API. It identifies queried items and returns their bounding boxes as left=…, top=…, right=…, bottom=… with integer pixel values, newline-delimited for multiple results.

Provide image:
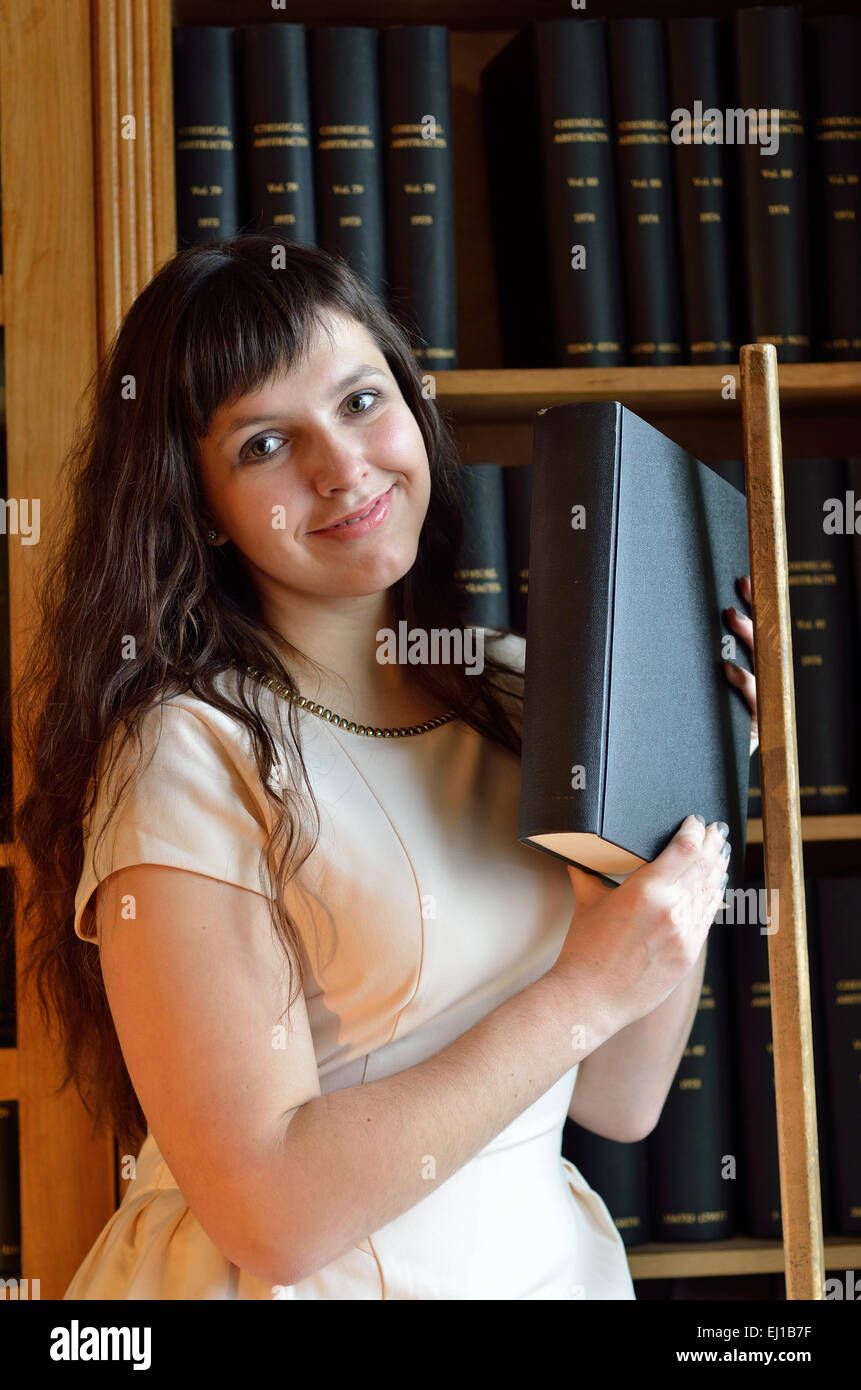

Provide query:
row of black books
left=458, top=454, right=861, bottom=817
left=563, top=872, right=861, bottom=1246
left=173, top=22, right=456, bottom=370
left=483, top=8, right=861, bottom=368
left=170, top=9, right=861, bottom=369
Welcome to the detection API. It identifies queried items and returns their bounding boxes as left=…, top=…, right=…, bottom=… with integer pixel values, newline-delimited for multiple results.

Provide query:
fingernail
left=721, top=840, right=731, bottom=858
left=720, top=872, right=728, bottom=890
left=716, top=821, right=729, bottom=838
left=693, top=813, right=706, bottom=825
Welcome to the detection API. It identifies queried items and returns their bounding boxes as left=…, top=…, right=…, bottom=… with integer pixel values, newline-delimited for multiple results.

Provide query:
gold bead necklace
left=243, top=665, right=458, bottom=738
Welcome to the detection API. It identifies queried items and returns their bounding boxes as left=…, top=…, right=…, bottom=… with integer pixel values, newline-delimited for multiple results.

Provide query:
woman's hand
left=724, top=573, right=759, bottom=755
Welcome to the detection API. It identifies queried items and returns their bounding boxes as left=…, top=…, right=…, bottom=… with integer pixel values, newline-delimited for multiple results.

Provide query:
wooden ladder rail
left=739, top=342, right=825, bottom=1300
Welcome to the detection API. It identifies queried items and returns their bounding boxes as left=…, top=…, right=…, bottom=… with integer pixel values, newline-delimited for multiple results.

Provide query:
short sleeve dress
left=63, top=630, right=636, bottom=1301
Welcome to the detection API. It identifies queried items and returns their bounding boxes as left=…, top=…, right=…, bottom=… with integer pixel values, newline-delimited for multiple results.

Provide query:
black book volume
left=519, top=402, right=752, bottom=884
left=173, top=27, right=242, bottom=246
left=237, top=24, right=317, bottom=244
left=608, top=18, right=684, bottom=366
left=806, top=15, right=861, bottom=361
left=310, top=27, right=386, bottom=298
left=382, top=26, right=457, bottom=370
left=667, top=16, right=738, bottom=365
left=734, top=6, right=810, bottom=362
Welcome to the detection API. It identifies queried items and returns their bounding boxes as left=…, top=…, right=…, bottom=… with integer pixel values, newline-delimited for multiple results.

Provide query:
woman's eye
left=345, top=389, right=380, bottom=415
left=241, top=433, right=285, bottom=463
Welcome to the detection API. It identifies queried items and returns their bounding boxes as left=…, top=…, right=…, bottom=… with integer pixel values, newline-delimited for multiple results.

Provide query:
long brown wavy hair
left=14, top=231, right=525, bottom=1156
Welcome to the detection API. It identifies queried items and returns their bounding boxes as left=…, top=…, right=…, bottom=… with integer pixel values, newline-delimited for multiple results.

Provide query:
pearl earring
left=207, top=529, right=217, bottom=541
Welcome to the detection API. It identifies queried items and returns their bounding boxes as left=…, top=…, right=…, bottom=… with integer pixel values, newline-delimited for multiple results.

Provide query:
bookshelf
left=0, top=0, right=858, bottom=1299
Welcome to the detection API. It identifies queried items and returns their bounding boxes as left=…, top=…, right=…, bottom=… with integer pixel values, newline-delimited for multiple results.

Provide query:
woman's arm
left=566, top=936, right=708, bottom=1141
left=97, top=862, right=617, bottom=1290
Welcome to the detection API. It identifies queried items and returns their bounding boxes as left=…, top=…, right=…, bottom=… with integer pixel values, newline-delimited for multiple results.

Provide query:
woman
left=16, top=232, right=757, bottom=1300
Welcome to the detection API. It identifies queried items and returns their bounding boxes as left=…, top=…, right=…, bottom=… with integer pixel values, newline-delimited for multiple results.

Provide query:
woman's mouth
left=310, top=485, right=394, bottom=540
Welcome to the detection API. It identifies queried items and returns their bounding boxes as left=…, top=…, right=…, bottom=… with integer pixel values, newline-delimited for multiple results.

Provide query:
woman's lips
left=310, top=485, right=394, bottom=540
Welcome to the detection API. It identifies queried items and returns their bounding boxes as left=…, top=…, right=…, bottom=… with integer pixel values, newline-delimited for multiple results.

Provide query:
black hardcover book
left=173, top=26, right=242, bottom=246
left=816, top=875, right=861, bottom=1235
left=453, top=463, right=510, bottom=632
left=805, top=875, right=838, bottom=1237
left=310, top=27, right=386, bottom=299
left=382, top=26, right=457, bottom=371
left=648, top=921, right=737, bottom=1241
left=503, top=465, right=533, bottom=638
left=730, top=875, right=782, bottom=1237
left=785, top=457, right=861, bottom=814
left=562, top=1120, right=651, bottom=1248
left=519, top=402, right=752, bottom=885
left=236, top=24, right=316, bottom=244
left=480, top=30, right=555, bottom=368
left=729, top=875, right=835, bottom=1238
left=0, top=1099, right=20, bottom=1278
left=667, top=17, right=738, bottom=365
left=806, top=15, right=861, bottom=361
left=734, top=6, right=810, bottom=361
left=608, top=18, right=684, bottom=366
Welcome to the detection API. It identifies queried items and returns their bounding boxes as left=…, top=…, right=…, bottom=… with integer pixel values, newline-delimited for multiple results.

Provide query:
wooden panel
left=740, top=344, right=824, bottom=1301
left=0, top=0, right=116, bottom=1298
left=93, top=0, right=178, bottom=352
left=0, top=1048, right=17, bottom=1101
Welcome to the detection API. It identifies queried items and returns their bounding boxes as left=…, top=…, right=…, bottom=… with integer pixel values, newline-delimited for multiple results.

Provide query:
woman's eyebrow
left=216, top=364, right=388, bottom=449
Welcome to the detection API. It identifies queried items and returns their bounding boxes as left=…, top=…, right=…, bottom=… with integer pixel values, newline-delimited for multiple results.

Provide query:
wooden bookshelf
left=0, top=0, right=857, bottom=1299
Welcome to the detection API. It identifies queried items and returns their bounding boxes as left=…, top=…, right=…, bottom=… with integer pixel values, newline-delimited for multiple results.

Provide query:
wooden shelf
left=0, top=1048, right=17, bottom=1101
left=629, top=1235, right=861, bottom=1280
left=0, top=273, right=4, bottom=325
left=434, top=362, right=861, bottom=421
left=747, top=815, right=861, bottom=845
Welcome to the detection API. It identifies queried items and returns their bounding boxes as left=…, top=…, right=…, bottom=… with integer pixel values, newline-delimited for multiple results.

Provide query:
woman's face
left=196, top=310, right=432, bottom=608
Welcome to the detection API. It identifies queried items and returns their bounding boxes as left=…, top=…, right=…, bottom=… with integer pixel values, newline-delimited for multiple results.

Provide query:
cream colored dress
left=63, top=631, right=636, bottom=1301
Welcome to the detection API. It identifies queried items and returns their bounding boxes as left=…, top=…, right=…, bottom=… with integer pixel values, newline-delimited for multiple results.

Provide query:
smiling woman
left=15, top=230, right=641, bottom=1302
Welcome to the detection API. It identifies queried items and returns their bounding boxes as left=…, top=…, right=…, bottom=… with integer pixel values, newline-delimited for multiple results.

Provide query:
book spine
left=173, top=27, right=242, bottom=246
left=237, top=24, right=317, bottom=243
left=784, top=458, right=861, bottom=814
left=383, top=26, right=457, bottom=371
left=608, top=18, right=684, bottom=366
left=480, top=28, right=555, bottom=368
left=734, top=6, right=811, bottom=362
left=805, top=15, right=861, bottom=361
left=805, top=874, right=838, bottom=1236
left=667, top=17, right=738, bottom=364
left=729, top=875, right=782, bottom=1237
left=0, top=1100, right=20, bottom=1278
left=310, top=27, right=386, bottom=298
left=815, top=875, right=861, bottom=1234
left=453, top=464, right=511, bottom=632
left=562, top=1120, right=651, bottom=1247
left=534, top=18, right=625, bottom=367
left=648, top=924, right=737, bottom=1241
left=519, top=403, right=620, bottom=848
left=503, top=464, right=532, bottom=637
